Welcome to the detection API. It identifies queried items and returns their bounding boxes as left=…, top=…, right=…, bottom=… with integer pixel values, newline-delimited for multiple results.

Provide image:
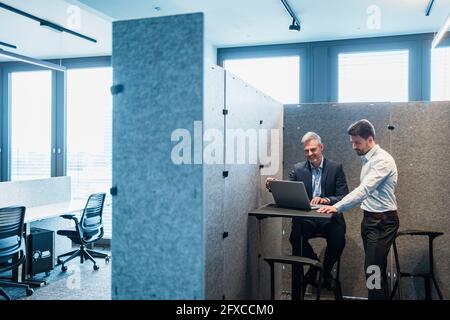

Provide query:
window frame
left=426, top=37, right=450, bottom=101
left=218, top=45, right=307, bottom=103
left=0, top=56, right=111, bottom=182
left=330, top=41, right=418, bottom=103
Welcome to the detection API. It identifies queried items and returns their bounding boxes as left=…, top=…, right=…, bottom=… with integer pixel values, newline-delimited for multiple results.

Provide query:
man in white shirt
left=317, top=119, right=400, bottom=300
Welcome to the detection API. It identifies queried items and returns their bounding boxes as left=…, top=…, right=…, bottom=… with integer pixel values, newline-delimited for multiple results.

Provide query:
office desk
left=249, top=203, right=332, bottom=299
left=14, top=200, right=86, bottom=286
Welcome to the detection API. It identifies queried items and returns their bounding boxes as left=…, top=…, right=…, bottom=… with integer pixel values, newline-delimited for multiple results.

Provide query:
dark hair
left=347, top=119, right=376, bottom=139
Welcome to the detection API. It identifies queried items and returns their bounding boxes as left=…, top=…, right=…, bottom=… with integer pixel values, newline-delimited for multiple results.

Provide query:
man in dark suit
left=266, top=132, right=349, bottom=294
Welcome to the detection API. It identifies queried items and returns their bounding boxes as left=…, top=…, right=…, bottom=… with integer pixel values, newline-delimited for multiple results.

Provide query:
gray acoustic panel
left=390, top=101, right=450, bottom=300
left=223, top=72, right=283, bottom=299
left=112, top=13, right=204, bottom=299
left=255, top=88, right=284, bottom=300
left=204, top=65, right=225, bottom=299
left=224, top=72, right=260, bottom=299
left=283, top=102, right=392, bottom=298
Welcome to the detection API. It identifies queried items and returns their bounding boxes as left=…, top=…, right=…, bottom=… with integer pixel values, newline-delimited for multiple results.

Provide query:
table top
left=249, top=203, right=332, bottom=219
left=25, top=200, right=87, bottom=223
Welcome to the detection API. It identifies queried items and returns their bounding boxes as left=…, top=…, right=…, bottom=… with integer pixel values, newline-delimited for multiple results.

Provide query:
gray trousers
left=361, top=211, right=399, bottom=300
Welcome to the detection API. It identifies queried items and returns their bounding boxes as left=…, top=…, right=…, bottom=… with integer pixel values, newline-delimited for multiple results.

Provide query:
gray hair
left=301, top=131, right=322, bottom=144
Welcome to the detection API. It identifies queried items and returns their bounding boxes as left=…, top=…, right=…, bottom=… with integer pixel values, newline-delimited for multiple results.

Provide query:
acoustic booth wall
left=112, top=13, right=283, bottom=299
left=283, top=102, right=450, bottom=299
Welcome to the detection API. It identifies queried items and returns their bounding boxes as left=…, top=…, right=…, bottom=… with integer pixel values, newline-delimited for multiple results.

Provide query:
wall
left=283, top=101, right=450, bottom=299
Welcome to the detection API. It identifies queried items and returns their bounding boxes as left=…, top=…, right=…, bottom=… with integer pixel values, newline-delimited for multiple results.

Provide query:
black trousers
left=361, top=211, right=399, bottom=300
left=290, top=213, right=346, bottom=299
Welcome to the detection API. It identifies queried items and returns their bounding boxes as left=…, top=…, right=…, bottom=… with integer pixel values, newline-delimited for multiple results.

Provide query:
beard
left=355, top=149, right=364, bottom=156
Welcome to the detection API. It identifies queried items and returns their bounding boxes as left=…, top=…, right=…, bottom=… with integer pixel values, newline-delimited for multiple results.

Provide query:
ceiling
left=0, top=0, right=111, bottom=60
left=0, top=0, right=449, bottom=61
left=77, top=0, right=450, bottom=46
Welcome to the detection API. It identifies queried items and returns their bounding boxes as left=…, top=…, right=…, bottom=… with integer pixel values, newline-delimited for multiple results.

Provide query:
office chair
left=57, top=193, right=110, bottom=272
left=0, top=206, right=34, bottom=300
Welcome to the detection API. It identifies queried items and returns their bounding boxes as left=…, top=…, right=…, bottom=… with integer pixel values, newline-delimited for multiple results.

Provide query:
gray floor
left=1, top=248, right=111, bottom=300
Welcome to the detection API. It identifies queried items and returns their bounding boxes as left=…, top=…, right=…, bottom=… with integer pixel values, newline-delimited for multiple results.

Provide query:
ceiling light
left=0, top=2, right=97, bottom=43
left=432, top=13, right=450, bottom=49
left=280, top=0, right=301, bottom=32
left=425, top=0, right=435, bottom=16
left=289, top=19, right=301, bottom=31
left=0, top=48, right=66, bottom=72
left=0, top=41, right=16, bottom=49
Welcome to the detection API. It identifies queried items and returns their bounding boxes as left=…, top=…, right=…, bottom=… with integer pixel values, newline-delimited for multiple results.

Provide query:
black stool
left=264, top=255, right=323, bottom=300
left=313, top=233, right=344, bottom=300
left=390, top=230, right=444, bottom=300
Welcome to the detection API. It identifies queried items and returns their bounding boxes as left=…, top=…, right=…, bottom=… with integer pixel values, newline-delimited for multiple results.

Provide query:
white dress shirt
left=334, top=144, right=398, bottom=213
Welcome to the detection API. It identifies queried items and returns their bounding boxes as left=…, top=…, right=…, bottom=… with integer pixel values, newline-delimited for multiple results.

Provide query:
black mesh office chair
left=0, top=206, right=34, bottom=300
left=57, top=193, right=110, bottom=272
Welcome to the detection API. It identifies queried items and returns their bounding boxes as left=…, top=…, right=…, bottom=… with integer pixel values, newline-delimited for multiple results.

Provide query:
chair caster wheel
left=26, top=288, right=34, bottom=296
left=94, top=264, right=99, bottom=271
left=61, top=265, right=67, bottom=272
left=45, top=271, right=51, bottom=277
left=105, top=256, right=110, bottom=264
left=56, top=259, right=62, bottom=265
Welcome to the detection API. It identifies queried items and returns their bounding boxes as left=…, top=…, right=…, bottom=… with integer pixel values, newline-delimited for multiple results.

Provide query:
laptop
left=269, top=180, right=326, bottom=211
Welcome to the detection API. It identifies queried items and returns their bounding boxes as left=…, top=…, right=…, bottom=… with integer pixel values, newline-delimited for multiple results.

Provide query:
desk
left=249, top=203, right=331, bottom=300
left=14, top=200, right=86, bottom=286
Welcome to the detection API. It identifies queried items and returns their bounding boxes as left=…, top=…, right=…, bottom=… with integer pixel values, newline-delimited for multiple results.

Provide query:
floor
left=1, top=247, right=111, bottom=300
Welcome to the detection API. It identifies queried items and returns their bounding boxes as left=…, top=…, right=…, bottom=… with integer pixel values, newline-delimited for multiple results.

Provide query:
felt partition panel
left=222, top=72, right=283, bottom=299
left=389, top=101, right=450, bottom=300
left=283, top=103, right=392, bottom=298
left=204, top=65, right=225, bottom=299
left=112, top=13, right=204, bottom=299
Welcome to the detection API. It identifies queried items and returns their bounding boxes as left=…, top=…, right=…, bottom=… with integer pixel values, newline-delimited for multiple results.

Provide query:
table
left=15, top=200, right=86, bottom=287
left=249, top=203, right=332, bottom=300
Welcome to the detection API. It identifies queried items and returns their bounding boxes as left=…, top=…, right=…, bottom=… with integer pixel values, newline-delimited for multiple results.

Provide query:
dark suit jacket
left=288, top=158, right=349, bottom=205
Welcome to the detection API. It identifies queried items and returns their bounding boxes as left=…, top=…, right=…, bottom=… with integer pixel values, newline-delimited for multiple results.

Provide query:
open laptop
left=269, top=180, right=326, bottom=211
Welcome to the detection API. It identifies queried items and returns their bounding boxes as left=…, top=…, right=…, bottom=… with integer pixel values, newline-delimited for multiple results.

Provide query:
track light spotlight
left=289, top=18, right=301, bottom=31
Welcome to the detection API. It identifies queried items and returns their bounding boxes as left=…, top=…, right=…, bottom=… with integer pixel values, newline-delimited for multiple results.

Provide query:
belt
left=364, top=210, right=398, bottom=221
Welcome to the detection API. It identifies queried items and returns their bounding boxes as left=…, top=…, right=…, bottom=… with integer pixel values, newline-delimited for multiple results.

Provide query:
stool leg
left=335, top=258, right=343, bottom=300
left=424, top=277, right=432, bottom=300
left=299, top=264, right=305, bottom=300
left=269, top=262, right=275, bottom=300
left=390, top=239, right=401, bottom=300
left=316, top=268, right=322, bottom=301
left=428, top=238, right=443, bottom=300
left=431, top=276, right=444, bottom=300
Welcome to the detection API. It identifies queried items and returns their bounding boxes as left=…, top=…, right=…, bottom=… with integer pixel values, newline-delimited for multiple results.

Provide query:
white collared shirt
left=334, top=144, right=398, bottom=213
left=310, top=157, right=324, bottom=198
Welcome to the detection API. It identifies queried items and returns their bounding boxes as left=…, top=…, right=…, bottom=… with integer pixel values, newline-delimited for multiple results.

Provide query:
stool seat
left=264, top=255, right=322, bottom=269
left=397, top=230, right=444, bottom=239
left=264, top=255, right=323, bottom=300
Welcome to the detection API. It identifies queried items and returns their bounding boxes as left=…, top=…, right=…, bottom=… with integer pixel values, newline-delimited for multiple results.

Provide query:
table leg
left=291, top=221, right=305, bottom=300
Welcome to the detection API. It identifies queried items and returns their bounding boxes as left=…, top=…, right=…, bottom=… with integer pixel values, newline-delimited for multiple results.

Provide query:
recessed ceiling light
left=154, top=6, right=161, bottom=11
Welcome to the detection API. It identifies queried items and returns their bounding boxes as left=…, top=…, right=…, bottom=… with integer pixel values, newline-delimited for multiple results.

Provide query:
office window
left=66, top=67, right=113, bottom=238
left=223, top=56, right=300, bottom=104
left=431, top=46, right=450, bottom=101
left=338, top=50, right=409, bottom=103
left=10, top=70, right=52, bottom=181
